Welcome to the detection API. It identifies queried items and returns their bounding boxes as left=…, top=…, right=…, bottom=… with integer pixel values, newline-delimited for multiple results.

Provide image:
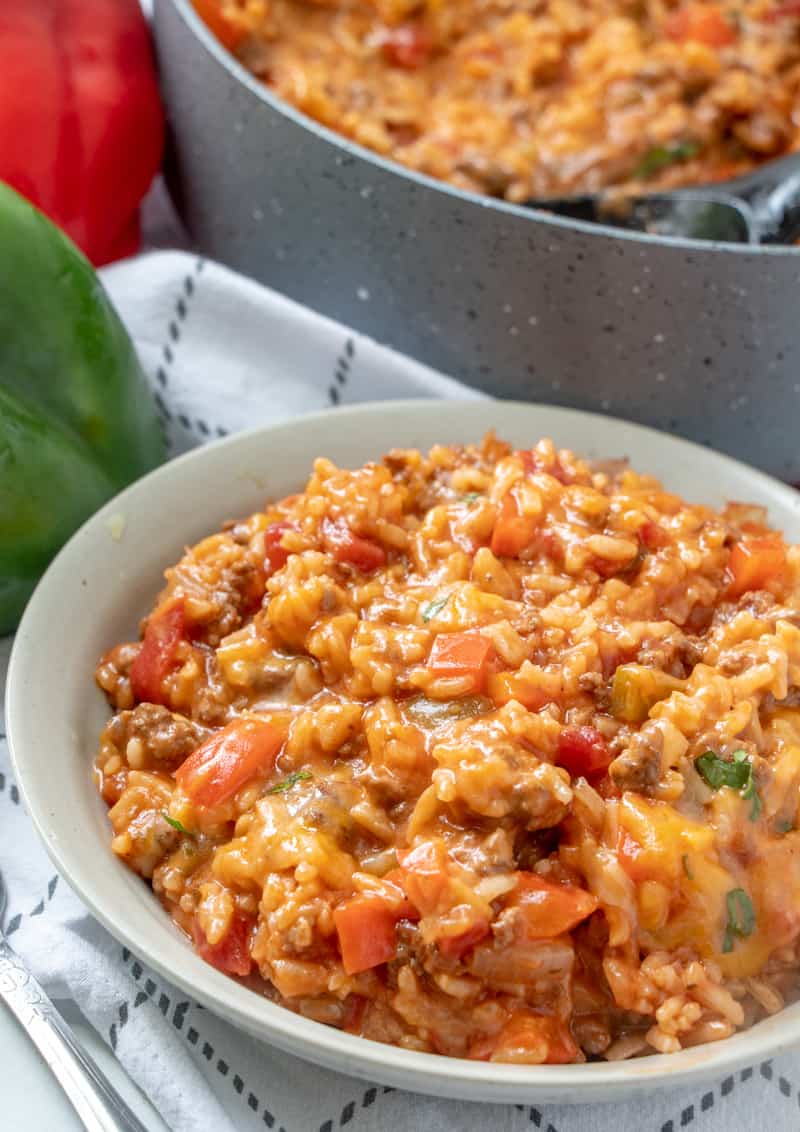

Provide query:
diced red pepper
left=556, top=725, right=613, bottom=778
left=175, top=717, right=284, bottom=808
left=129, top=600, right=186, bottom=705
left=333, top=896, right=400, bottom=974
left=437, top=920, right=490, bottom=959
left=510, top=873, right=599, bottom=940
left=322, top=518, right=387, bottom=571
left=379, top=869, right=421, bottom=921
left=381, top=22, right=431, bottom=68
left=0, top=0, right=164, bottom=265
left=726, top=536, right=786, bottom=599
left=665, top=5, right=736, bottom=45
left=427, top=630, right=495, bottom=692
left=489, top=1011, right=578, bottom=1064
left=490, top=492, right=538, bottom=558
left=397, top=841, right=450, bottom=916
left=263, top=521, right=295, bottom=577
left=194, top=912, right=254, bottom=977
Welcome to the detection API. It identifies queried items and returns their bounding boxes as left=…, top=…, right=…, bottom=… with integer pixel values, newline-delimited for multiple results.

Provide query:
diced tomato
left=129, top=599, right=186, bottom=705
left=638, top=519, right=668, bottom=550
left=491, top=491, right=538, bottom=558
left=489, top=1011, right=578, bottom=1064
left=510, top=873, right=599, bottom=939
left=175, top=717, right=284, bottom=807
left=437, top=919, right=490, bottom=959
left=264, top=521, right=295, bottom=577
left=726, top=536, right=786, bottom=599
left=194, top=912, right=253, bottom=977
left=322, top=517, right=387, bottom=571
left=397, top=841, right=450, bottom=916
left=427, top=630, right=495, bottom=692
left=333, top=896, right=400, bottom=974
left=488, top=670, right=551, bottom=711
left=556, top=726, right=613, bottom=779
left=665, top=5, right=736, bottom=45
left=381, top=21, right=431, bottom=68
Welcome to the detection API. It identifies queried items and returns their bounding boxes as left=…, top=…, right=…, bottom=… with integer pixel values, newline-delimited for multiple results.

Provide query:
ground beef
left=101, top=703, right=210, bottom=773
left=609, top=730, right=663, bottom=792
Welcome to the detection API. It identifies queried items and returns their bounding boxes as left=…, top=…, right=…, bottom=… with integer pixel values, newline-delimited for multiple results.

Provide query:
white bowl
left=8, top=400, right=800, bottom=1103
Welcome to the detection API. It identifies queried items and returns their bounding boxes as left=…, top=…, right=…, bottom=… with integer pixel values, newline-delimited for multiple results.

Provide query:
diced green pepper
left=610, top=664, right=685, bottom=723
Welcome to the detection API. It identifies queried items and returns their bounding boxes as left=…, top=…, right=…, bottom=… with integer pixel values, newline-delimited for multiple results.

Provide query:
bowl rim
left=8, top=398, right=800, bottom=1102
left=157, top=0, right=797, bottom=258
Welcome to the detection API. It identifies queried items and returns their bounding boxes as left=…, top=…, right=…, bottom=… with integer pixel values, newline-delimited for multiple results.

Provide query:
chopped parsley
left=682, top=853, right=694, bottom=881
left=695, top=749, right=749, bottom=790
left=633, top=139, right=702, bottom=180
left=695, top=748, right=762, bottom=821
left=775, top=817, right=795, bottom=835
left=722, top=888, right=756, bottom=954
left=268, top=769, right=313, bottom=794
left=421, top=595, right=450, bottom=623
left=162, top=811, right=190, bottom=835
left=461, top=492, right=482, bottom=505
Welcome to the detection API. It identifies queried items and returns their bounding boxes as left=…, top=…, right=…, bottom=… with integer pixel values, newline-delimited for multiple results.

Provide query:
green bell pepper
left=0, top=182, right=165, bottom=634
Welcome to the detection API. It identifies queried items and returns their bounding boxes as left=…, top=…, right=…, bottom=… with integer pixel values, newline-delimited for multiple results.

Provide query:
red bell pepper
left=130, top=600, right=186, bottom=706
left=510, top=873, right=599, bottom=939
left=175, top=717, right=285, bottom=808
left=665, top=4, right=737, bottom=45
left=322, top=518, right=387, bottom=571
left=727, top=536, right=786, bottom=599
left=0, top=1, right=164, bottom=265
left=427, top=631, right=495, bottom=691
left=193, top=912, right=254, bottom=977
left=491, top=492, right=538, bottom=558
left=264, top=521, right=296, bottom=577
left=333, top=896, right=401, bottom=974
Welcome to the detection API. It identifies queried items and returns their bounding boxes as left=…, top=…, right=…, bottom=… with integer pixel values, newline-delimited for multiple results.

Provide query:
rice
left=197, top=0, right=800, bottom=201
left=94, top=432, right=800, bottom=1063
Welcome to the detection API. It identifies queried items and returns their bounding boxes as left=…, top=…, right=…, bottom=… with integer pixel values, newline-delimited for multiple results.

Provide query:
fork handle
left=0, top=939, right=152, bottom=1132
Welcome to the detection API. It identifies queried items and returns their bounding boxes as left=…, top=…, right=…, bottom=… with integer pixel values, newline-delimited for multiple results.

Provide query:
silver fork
left=0, top=869, right=152, bottom=1132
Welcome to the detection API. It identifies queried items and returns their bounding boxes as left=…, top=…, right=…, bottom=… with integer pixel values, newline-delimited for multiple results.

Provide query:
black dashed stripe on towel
left=658, top=1062, right=789, bottom=1132
left=120, top=949, right=286, bottom=1130
left=3, top=874, right=59, bottom=939
left=0, top=770, right=19, bottom=805
left=318, top=1086, right=395, bottom=1132
left=328, top=336, right=355, bottom=407
left=153, top=258, right=229, bottom=444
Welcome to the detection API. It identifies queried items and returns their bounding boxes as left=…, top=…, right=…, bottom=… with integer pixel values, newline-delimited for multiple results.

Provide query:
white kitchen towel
left=1, top=250, right=799, bottom=1132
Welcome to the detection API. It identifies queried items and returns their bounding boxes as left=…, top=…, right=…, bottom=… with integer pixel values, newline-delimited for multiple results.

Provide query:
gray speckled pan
left=154, top=0, right=800, bottom=480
